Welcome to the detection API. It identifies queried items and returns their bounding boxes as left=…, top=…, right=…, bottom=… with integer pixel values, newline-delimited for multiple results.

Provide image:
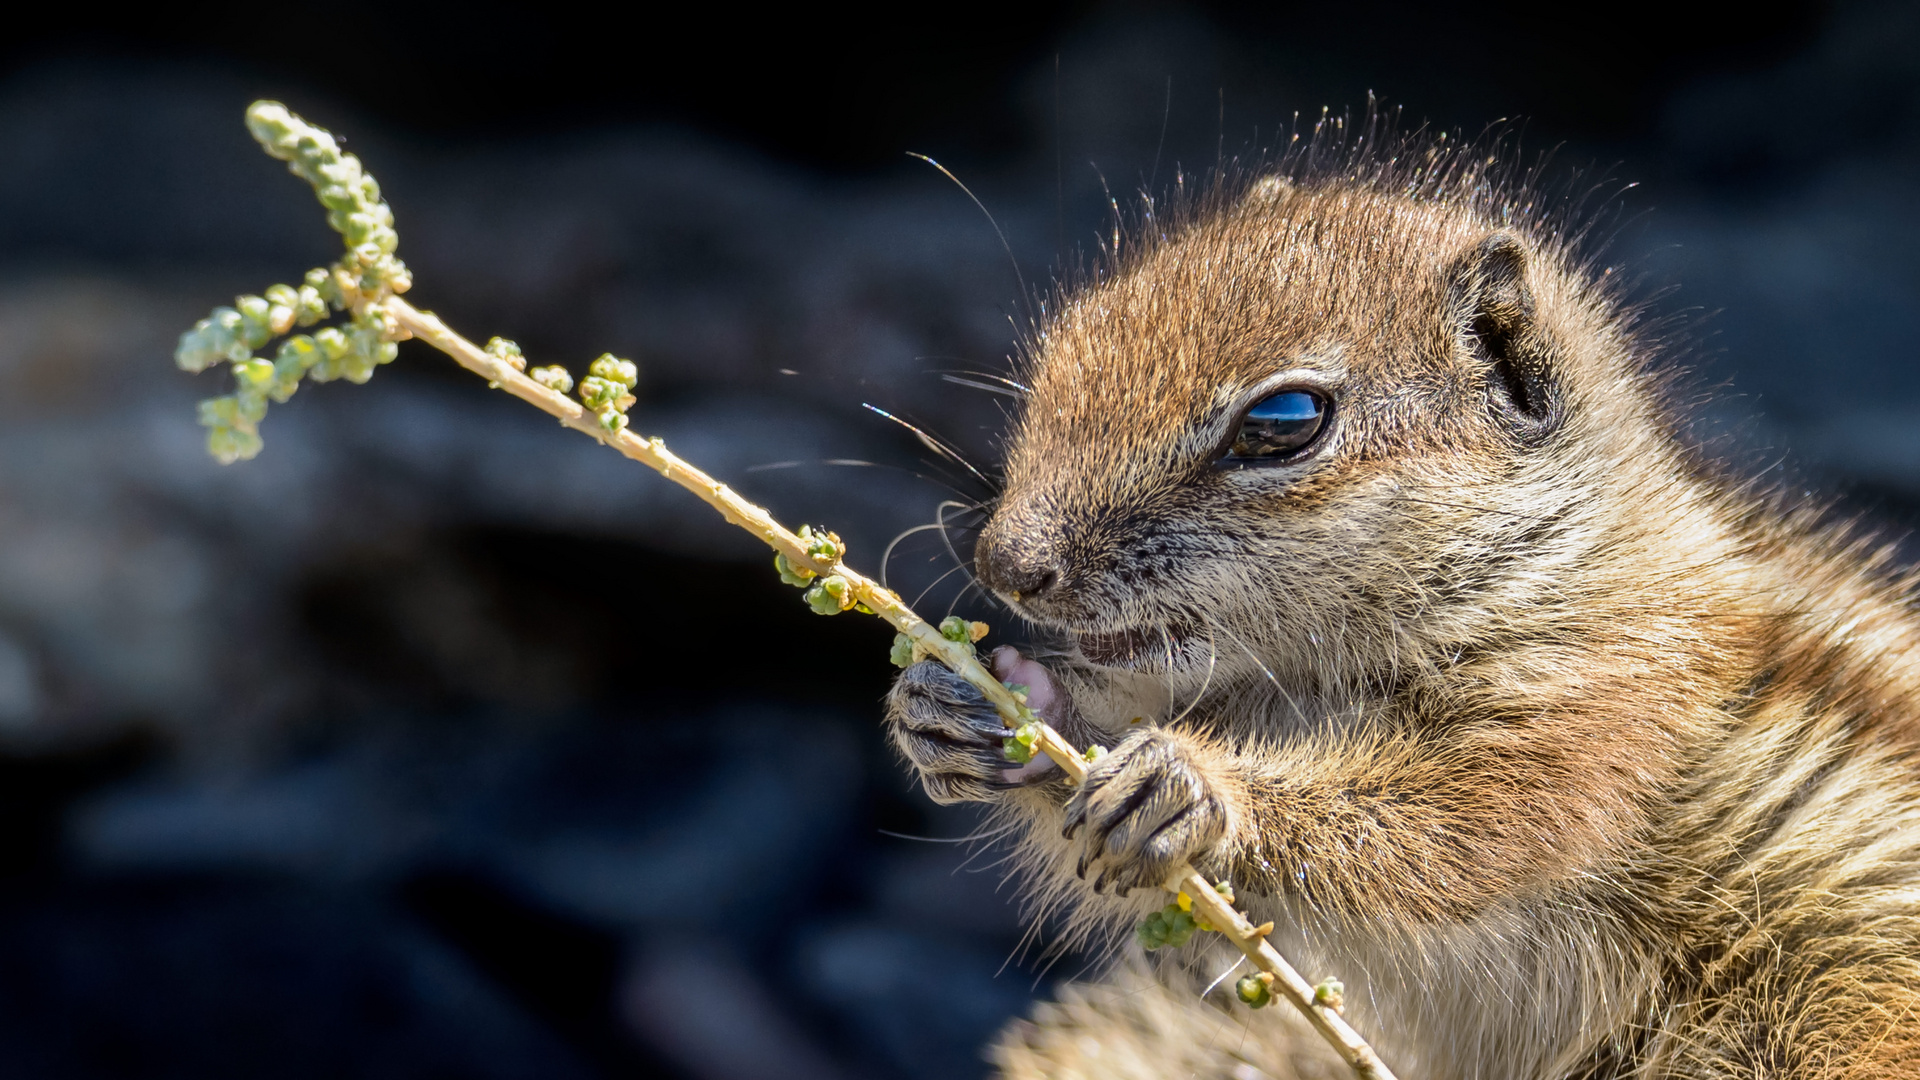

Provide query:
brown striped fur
left=883, top=129, right=1920, bottom=1079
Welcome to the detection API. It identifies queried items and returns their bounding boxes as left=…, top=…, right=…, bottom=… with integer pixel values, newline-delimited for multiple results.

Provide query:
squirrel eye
left=1226, top=390, right=1329, bottom=462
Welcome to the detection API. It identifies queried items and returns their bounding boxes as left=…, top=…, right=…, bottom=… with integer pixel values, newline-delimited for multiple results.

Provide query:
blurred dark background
left=0, top=2, right=1915, bottom=1076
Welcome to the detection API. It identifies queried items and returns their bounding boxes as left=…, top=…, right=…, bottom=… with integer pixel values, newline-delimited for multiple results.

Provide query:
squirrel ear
left=1450, top=232, right=1559, bottom=442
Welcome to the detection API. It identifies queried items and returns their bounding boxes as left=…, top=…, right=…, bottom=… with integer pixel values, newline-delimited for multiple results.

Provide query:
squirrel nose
left=975, top=517, right=1064, bottom=603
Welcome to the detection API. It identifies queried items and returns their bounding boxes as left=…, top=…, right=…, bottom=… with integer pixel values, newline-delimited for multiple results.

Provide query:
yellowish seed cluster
left=175, top=103, right=413, bottom=464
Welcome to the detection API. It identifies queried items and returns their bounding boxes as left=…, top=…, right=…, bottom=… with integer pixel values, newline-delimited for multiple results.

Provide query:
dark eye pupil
left=1232, top=391, right=1327, bottom=459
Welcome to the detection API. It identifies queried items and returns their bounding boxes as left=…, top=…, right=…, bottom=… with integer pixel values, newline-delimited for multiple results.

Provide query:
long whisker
left=881, top=521, right=956, bottom=590
left=939, top=372, right=1030, bottom=399
left=934, top=499, right=987, bottom=586
left=952, top=578, right=1002, bottom=617
left=912, top=562, right=973, bottom=610
left=744, top=457, right=893, bottom=472
left=1219, top=623, right=1281, bottom=691
left=741, top=456, right=978, bottom=501
left=935, top=369, right=1031, bottom=395
left=906, top=152, right=1027, bottom=302
left=1091, top=161, right=1122, bottom=257
left=876, top=828, right=1000, bottom=844
left=1221, top=622, right=1318, bottom=731
left=1168, top=624, right=1220, bottom=727
left=861, top=403, right=997, bottom=493
left=1202, top=954, right=1249, bottom=999
left=1000, top=908, right=1053, bottom=979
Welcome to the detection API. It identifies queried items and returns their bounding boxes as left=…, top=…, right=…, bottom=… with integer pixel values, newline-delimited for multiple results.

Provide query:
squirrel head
left=976, top=175, right=1671, bottom=695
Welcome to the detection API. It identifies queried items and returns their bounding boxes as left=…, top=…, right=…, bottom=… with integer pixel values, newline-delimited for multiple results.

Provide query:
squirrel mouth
left=1074, top=624, right=1192, bottom=667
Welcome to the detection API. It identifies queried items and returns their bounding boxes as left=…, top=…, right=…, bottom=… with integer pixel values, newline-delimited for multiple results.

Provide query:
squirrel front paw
left=1063, top=729, right=1230, bottom=894
left=884, top=660, right=1015, bottom=804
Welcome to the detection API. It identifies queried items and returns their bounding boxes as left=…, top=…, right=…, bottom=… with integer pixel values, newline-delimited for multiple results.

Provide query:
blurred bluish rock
left=73, top=709, right=864, bottom=928
left=0, top=877, right=598, bottom=1080
left=622, top=938, right=851, bottom=1080
left=797, top=922, right=1039, bottom=1080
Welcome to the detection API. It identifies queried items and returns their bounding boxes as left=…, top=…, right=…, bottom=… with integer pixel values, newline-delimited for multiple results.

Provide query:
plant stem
left=380, top=295, right=1399, bottom=1080
left=381, top=297, right=1011, bottom=710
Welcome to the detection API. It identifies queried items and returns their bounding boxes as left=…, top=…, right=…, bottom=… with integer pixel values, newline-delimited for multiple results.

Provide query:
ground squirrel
left=884, top=130, right=1920, bottom=1078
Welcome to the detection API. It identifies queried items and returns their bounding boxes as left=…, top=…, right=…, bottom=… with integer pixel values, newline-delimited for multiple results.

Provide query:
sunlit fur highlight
left=886, top=118, right=1920, bottom=1079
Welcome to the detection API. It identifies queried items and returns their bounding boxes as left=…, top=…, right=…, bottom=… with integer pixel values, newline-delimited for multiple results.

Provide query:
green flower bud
left=302, top=266, right=345, bottom=309
left=343, top=212, right=378, bottom=246
left=797, top=525, right=843, bottom=562
left=234, top=295, right=278, bottom=348
left=530, top=366, right=573, bottom=393
left=889, top=633, right=916, bottom=668
left=588, top=353, right=638, bottom=388
left=804, top=575, right=852, bottom=615
left=1083, top=744, right=1107, bottom=764
left=1136, top=910, right=1167, bottom=949
left=312, top=326, right=351, bottom=364
left=233, top=357, right=274, bottom=388
left=180, top=307, right=253, bottom=367
left=939, top=616, right=971, bottom=643
left=1001, top=738, right=1035, bottom=765
left=803, top=583, right=835, bottom=614
left=598, top=409, right=628, bottom=434
left=1313, top=978, right=1345, bottom=1012
left=245, top=101, right=297, bottom=151
left=824, top=576, right=851, bottom=602
left=208, top=307, right=243, bottom=339
left=1236, top=975, right=1273, bottom=1009
left=315, top=158, right=358, bottom=189
left=578, top=375, right=620, bottom=409
left=1163, top=908, right=1198, bottom=948
left=1135, top=905, right=1198, bottom=951
left=232, top=386, right=269, bottom=424
left=484, top=337, right=526, bottom=371
left=774, top=552, right=814, bottom=586
left=205, top=423, right=262, bottom=465
left=291, top=286, right=327, bottom=326
left=175, top=311, right=234, bottom=372
left=270, top=335, right=318, bottom=401
left=173, top=335, right=212, bottom=373
left=336, top=332, right=372, bottom=381
left=197, top=396, right=241, bottom=428
left=273, top=334, right=316, bottom=365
